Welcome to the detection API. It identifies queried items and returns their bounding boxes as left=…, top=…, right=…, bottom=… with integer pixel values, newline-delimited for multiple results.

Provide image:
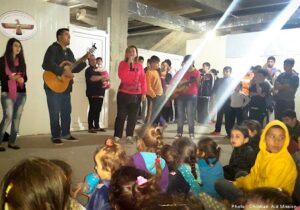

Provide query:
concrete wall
left=0, top=0, right=69, bottom=135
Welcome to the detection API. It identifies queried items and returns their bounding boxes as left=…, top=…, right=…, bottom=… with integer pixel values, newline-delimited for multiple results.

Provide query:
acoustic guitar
left=43, top=43, right=97, bottom=93
left=171, top=76, right=197, bottom=100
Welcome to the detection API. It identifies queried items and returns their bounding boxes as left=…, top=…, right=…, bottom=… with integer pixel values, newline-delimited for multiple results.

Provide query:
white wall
left=0, top=0, right=69, bottom=135
left=69, top=25, right=110, bottom=130
left=186, top=28, right=300, bottom=117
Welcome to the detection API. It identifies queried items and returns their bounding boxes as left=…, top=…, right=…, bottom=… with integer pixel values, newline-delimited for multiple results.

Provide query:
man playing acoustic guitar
left=42, top=28, right=88, bottom=145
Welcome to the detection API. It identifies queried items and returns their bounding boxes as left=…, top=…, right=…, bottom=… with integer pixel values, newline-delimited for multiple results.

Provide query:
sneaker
left=114, top=136, right=121, bottom=142
left=62, top=136, right=79, bottom=142
left=174, top=133, right=182, bottom=139
left=0, top=146, right=6, bottom=152
left=52, top=139, right=64, bottom=145
left=126, top=136, right=135, bottom=144
left=88, top=129, right=97, bottom=133
left=8, top=144, right=20, bottom=150
left=95, top=128, right=106, bottom=132
left=223, top=135, right=230, bottom=140
left=210, top=131, right=221, bottom=136
left=189, top=133, right=195, bottom=140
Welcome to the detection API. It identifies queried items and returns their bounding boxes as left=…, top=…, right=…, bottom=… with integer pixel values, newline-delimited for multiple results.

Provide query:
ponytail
left=189, top=156, right=197, bottom=179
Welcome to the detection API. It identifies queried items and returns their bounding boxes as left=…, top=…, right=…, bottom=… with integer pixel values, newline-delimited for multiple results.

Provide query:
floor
left=0, top=122, right=232, bottom=198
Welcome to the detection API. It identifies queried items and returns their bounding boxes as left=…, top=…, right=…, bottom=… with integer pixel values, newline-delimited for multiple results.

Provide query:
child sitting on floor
left=132, top=127, right=169, bottom=192
left=83, top=138, right=129, bottom=210
left=161, top=144, right=190, bottom=194
left=223, top=125, right=257, bottom=181
left=173, top=137, right=202, bottom=195
left=242, top=119, right=262, bottom=153
left=197, top=137, right=224, bottom=198
left=0, top=157, right=70, bottom=210
left=109, top=166, right=160, bottom=210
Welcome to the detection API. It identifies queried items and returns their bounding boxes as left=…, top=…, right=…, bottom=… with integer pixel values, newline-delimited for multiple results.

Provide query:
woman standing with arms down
left=0, top=38, right=27, bottom=151
left=114, top=45, right=146, bottom=143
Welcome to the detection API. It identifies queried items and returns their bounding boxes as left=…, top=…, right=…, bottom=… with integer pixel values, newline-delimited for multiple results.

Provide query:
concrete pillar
left=97, top=0, right=128, bottom=127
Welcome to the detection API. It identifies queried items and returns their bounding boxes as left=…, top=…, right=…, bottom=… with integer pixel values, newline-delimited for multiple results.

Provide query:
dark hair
left=161, top=144, right=179, bottom=172
left=223, top=66, right=232, bottom=73
left=56, top=28, right=69, bottom=40
left=50, top=159, right=72, bottom=184
left=267, top=56, right=276, bottom=62
left=96, top=57, right=102, bottom=61
left=242, top=120, right=262, bottom=137
left=203, top=62, right=210, bottom=67
left=232, top=125, right=249, bottom=139
left=182, top=55, right=194, bottom=66
left=284, top=58, right=295, bottom=66
left=141, top=193, right=204, bottom=210
left=267, top=125, right=285, bottom=135
left=255, top=69, right=268, bottom=77
left=0, top=157, right=70, bottom=210
left=253, top=65, right=262, bottom=72
left=138, top=56, right=144, bottom=61
left=150, top=55, right=160, bottom=64
left=283, top=109, right=297, bottom=119
left=197, top=138, right=220, bottom=166
left=210, top=69, right=219, bottom=76
left=109, top=166, right=160, bottom=210
left=237, top=187, right=294, bottom=206
left=164, top=59, right=172, bottom=67
left=3, top=38, right=26, bottom=73
left=173, top=138, right=198, bottom=179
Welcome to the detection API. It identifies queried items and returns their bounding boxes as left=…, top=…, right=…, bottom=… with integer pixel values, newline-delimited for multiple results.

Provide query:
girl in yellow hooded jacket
left=215, top=120, right=297, bottom=203
left=234, top=120, right=297, bottom=195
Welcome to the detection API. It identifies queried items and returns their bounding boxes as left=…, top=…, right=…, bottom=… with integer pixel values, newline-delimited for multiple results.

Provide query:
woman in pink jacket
left=114, top=45, right=147, bottom=143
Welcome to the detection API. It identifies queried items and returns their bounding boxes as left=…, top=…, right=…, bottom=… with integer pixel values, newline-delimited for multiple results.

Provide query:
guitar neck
left=71, top=54, right=88, bottom=71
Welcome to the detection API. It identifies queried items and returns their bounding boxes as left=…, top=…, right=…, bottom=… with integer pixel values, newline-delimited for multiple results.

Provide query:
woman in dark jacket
left=0, top=38, right=27, bottom=151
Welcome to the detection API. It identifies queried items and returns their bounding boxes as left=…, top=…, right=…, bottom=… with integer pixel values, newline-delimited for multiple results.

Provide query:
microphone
left=130, top=62, right=133, bottom=71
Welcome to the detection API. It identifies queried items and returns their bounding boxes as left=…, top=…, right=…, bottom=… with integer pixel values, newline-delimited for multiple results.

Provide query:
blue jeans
left=0, top=92, right=26, bottom=144
left=45, top=89, right=71, bottom=139
left=177, top=95, right=197, bottom=134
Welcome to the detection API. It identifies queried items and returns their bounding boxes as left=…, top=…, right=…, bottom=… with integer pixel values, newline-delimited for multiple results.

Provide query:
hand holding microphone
left=129, top=56, right=134, bottom=71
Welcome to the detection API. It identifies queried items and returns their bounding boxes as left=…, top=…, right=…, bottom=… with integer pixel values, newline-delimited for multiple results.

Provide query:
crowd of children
left=1, top=118, right=300, bottom=209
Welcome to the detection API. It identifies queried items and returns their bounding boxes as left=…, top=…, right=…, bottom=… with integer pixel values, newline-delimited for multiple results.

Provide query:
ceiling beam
left=194, top=0, right=231, bottom=12
left=128, top=0, right=209, bottom=33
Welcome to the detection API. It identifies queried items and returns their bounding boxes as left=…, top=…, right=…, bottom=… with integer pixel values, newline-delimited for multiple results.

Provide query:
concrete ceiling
left=44, top=0, right=300, bottom=36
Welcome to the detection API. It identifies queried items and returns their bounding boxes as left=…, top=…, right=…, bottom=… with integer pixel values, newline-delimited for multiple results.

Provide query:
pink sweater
left=118, top=61, right=147, bottom=95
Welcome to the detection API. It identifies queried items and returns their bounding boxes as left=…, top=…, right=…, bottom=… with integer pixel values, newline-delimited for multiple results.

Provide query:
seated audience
left=173, top=137, right=202, bottom=195
left=132, top=127, right=169, bottom=191
left=0, top=157, right=70, bottom=210
left=215, top=120, right=297, bottom=203
left=85, top=138, right=129, bottom=210
left=236, top=187, right=295, bottom=209
left=50, top=159, right=86, bottom=210
left=242, top=120, right=262, bottom=153
left=224, top=125, right=256, bottom=181
left=282, top=109, right=300, bottom=150
left=141, top=193, right=204, bottom=210
left=109, top=166, right=160, bottom=210
left=197, top=137, right=224, bottom=198
left=161, top=144, right=190, bottom=194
